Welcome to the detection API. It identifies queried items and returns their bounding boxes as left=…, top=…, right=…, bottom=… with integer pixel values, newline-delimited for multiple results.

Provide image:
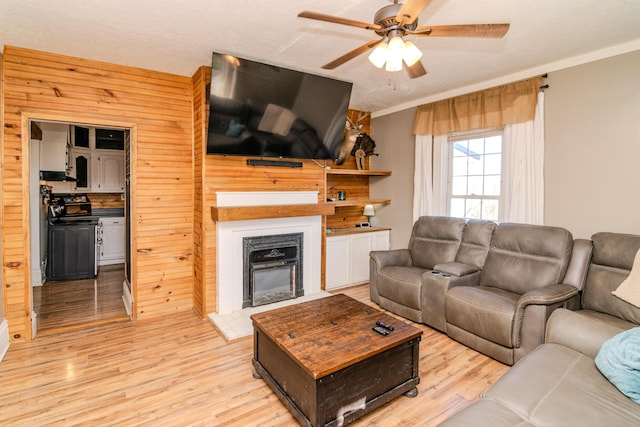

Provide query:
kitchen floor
left=33, top=264, right=129, bottom=334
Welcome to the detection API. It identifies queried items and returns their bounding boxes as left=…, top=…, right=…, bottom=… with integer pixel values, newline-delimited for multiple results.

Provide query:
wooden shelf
left=326, top=169, right=391, bottom=176
left=212, top=203, right=335, bottom=222
left=327, top=227, right=391, bottom=237
left=330, top=199, right=391, bottom=208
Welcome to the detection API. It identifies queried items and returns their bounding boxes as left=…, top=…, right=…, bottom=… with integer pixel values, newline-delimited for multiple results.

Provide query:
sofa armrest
left=545, top=308, right=631, bottom=358
left=433, top=261, right=479, bottom=277
left=512, top=284, right=579, bottom=347
left=370, top=249, right=412, bottom=270
left=562, top=238, right=593, bottom=290
left=369, top=249, right=412, bottom=304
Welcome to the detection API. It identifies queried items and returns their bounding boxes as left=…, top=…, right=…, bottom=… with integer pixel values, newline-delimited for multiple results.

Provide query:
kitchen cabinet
left=325, top=229, right=390, bottom=290
left=98, top=217, right=125, bottom=265
left=39, top=122, right=69, bottom=173
left=68, top=148, right=91, bottom=191
left=93, top=152, right=124, bottom=192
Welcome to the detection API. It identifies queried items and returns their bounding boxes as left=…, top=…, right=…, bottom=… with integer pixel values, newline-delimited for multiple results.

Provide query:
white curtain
left=501, top=92, right=545, bottom=224
left=413, top=93, right=545, bottom=224
left=413, top=134, right=449, bottom=222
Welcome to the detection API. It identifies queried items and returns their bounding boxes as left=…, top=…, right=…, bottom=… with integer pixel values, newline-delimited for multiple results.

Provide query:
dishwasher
left=46, top=194, right=99, bottom=281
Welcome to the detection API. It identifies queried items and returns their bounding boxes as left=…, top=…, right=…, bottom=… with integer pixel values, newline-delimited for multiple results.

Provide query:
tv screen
left=207, top=52, right=353, bottom=160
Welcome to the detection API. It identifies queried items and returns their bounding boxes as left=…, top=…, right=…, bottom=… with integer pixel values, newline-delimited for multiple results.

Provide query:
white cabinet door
left=325, top=230, right=390, bottom=290
left=325, top=235, right=351, bottom=290
left=99, top=217, right=125, bottom=265
left=371, top=231, right=390, bottom=251
left=93, top=151, right=124, bottom=192
left=39, top=122, right=69, bottom=172
left=350, top=234, right=373, bottom=284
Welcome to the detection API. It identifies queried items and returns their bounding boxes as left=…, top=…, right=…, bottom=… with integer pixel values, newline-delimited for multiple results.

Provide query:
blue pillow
left=226, top=120, right=246, bottom=137
left=595, top=327, right=640, bottom=404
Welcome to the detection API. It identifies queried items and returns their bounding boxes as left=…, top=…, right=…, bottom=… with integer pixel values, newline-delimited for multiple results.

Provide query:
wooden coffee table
left=251, top=294, right=422, bottom=427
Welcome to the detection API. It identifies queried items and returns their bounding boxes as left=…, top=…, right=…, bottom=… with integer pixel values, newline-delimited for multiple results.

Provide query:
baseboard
left=0, top=318, right=10, bottom=362
left=122, top=281, right=133, bottom=317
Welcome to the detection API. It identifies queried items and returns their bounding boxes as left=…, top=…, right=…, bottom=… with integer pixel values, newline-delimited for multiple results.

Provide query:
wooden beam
left=211, top=203, right=335, bottom=222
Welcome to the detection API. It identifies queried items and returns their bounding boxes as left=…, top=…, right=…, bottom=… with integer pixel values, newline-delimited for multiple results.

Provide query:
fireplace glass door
left=243, top=233, right=303, bottom=308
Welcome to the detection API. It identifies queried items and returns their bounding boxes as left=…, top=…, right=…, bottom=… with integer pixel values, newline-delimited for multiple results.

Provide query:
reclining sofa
left=439, top=231, right=640, bottom=426
left=370, top=216, right=576, bottom=365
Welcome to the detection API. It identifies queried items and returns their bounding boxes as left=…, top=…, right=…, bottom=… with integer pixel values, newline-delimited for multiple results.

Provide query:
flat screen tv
left=206, top=52, right=353, bottom=160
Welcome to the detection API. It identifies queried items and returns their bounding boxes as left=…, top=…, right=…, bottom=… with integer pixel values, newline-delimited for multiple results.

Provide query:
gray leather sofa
left=370, top=216, right=577, bottom=365
left=445, top=222, right=575, bottom=365
left=439, top=232, right=640, bottom=426
left=369, top=216, right=495, bottom=326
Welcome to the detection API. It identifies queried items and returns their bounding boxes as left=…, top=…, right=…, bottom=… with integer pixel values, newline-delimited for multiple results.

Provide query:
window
left=448, top=131, right=503, bottom=221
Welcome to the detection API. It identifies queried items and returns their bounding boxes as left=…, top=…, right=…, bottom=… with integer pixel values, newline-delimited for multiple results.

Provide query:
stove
left=46, top=194, right=98, bottom=281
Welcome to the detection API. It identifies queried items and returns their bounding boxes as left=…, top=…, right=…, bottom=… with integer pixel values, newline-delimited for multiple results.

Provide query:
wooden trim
left=332, top=199, right=391, bottom=207
left=211, top=204, right=335, bottom=222
left=328, top=227, right=391, bottom=236
left=326, top=169, right=391, bottom=176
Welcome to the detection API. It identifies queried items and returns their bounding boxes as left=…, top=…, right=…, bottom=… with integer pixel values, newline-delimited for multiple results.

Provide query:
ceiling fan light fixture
left=368, top=42, right=389, bottom=68
left=402, top=40, right=423, bottom=67
left=385, top=36, right=404, bottom=72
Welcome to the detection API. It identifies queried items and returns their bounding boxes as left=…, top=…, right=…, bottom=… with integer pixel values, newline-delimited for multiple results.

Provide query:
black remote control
left=376, top=321, right=394, bottom=331
left=372, top=326, right=389, bottom=336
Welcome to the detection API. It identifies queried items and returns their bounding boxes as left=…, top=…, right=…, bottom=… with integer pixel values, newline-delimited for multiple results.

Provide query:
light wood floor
left=33, top=264, right=129, bottom=334
left=1, top=284, right=509, bottom=426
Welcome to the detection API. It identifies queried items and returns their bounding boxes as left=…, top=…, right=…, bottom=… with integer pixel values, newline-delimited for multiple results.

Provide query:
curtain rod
left=540, top=73, right=549, bottom=91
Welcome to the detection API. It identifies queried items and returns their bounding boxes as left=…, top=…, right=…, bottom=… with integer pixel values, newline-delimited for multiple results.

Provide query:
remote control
left=372, top=326, right=389, bottom=336
left=376, top=321, right=394, bottom=331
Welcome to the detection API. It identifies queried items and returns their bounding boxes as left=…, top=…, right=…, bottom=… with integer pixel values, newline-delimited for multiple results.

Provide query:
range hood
left=40, top=170, right=76, bottom=182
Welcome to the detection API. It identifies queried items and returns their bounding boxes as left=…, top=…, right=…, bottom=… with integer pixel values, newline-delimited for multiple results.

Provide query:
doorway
left=29, top=119, right=133, bottom=335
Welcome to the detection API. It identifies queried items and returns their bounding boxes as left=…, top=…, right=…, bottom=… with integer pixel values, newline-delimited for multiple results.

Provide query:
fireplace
left=215, top=191, right=323, bottom=315
left=243, top=233, right=304, bottom=308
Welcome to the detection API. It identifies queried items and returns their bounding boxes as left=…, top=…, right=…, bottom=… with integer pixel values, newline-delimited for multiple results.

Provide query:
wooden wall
left=1, top=46, right=194, bottom=341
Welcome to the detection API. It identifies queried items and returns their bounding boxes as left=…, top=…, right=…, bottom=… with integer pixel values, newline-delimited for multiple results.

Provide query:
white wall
left=545, top=50, right=640, bottom=238
left=369, top=108, right=417, bottom=249
left=371, top=50, right=640, bottom=243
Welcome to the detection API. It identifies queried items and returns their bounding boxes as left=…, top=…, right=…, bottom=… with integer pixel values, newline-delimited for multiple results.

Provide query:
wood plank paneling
left=191, top=66, right=208, bottom=318
left=1, top=46, right=194, bottom=341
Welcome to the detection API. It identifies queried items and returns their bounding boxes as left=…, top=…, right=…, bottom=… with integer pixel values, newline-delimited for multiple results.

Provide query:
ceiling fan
left=298, top=0, right=510, bottom=79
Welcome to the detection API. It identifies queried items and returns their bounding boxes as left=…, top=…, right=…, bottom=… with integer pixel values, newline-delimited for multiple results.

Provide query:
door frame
left=22, top=111, right=137, bottom=340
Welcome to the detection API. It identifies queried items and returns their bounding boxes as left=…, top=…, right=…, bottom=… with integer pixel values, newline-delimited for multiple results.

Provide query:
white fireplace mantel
left=215, top=191, right=323, bottom=315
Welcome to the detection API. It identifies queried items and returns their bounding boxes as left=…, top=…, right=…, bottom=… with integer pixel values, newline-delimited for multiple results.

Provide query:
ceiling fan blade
left=410, top=23, right=510, bottom=38
left=321, top=39, right=384, bottom=70
left=405, top=60, right=427, bottom=79
left=298, top=11, right=382, bottom=31
left=396, top=0, right=432, bottom=26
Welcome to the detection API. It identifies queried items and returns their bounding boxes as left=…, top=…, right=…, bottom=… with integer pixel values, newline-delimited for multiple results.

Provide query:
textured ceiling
left=1, top=0, right=640, bottom=115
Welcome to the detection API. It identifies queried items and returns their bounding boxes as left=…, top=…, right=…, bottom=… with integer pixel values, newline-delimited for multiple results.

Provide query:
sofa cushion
left=583, top=233, right=640, bottom=323
left=480, top=223, right=573, bottom=295
left=545, top=308, right=635, bottom=359
left=446, top=286, right=519, bottom=347
left=408, top=216, right=465, bottom=270
left=455, top=219, right=496, bottom=269
left=483, top=343, right=640, bottom=426
left=438, top=399, right=533, bottom=427
left=376, top=266, right=425, bottom=310
left=591, top=232, right=640, bottom=270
